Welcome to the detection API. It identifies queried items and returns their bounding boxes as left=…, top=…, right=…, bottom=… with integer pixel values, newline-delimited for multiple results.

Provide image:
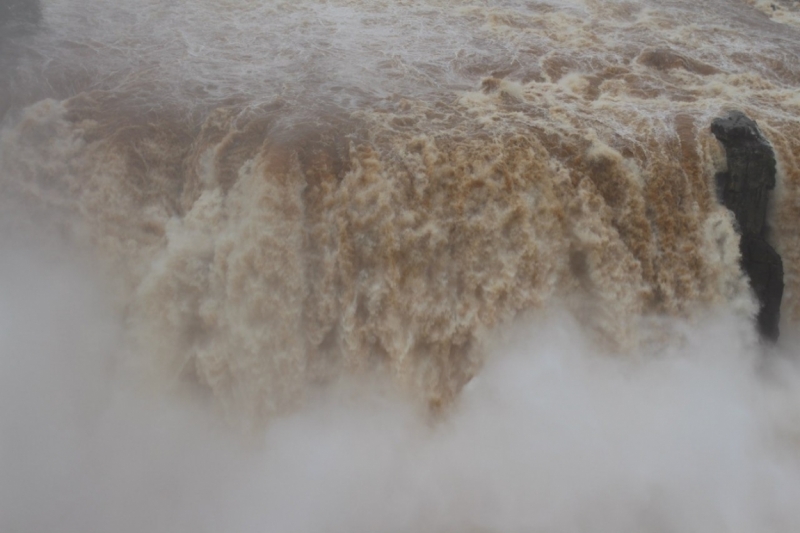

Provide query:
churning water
left=2, top=0, right=800, bottom=531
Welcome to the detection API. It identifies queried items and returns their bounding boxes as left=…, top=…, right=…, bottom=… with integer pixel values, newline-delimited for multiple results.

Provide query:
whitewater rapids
left=2, top=0, right=800, bottom=531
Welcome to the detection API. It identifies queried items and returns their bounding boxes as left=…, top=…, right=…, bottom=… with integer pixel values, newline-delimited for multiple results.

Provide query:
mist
left=2, top=232, right=800, bottom=533
left=0, top=0, right=41, bottom=35
left=2, top=0, right=800, bottom=530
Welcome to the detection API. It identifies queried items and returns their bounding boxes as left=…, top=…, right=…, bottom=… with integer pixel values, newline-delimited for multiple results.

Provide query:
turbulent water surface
left=2, top=0, right=800, bottom=531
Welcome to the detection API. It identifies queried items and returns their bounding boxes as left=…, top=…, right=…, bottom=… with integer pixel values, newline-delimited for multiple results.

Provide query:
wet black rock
left=711, top=111, right=784, bottom=341
left=711, top=111, right=777, bottom=236
left=740, top=235, right=784, bottom=341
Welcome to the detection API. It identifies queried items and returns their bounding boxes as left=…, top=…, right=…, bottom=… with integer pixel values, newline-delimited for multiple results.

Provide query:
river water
left=2, top=0, right=800, bottom=531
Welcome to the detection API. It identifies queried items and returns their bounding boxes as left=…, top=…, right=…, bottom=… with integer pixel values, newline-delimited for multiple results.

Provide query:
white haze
left=2, top=236, right=800, bottom=533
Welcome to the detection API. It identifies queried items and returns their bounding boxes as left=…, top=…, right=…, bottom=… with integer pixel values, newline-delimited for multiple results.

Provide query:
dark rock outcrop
left=711, top=111, right=783, bottom=341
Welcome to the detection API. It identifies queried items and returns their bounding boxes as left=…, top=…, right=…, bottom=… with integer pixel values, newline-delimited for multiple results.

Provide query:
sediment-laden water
left=2, top=0, right=800, bottom=531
